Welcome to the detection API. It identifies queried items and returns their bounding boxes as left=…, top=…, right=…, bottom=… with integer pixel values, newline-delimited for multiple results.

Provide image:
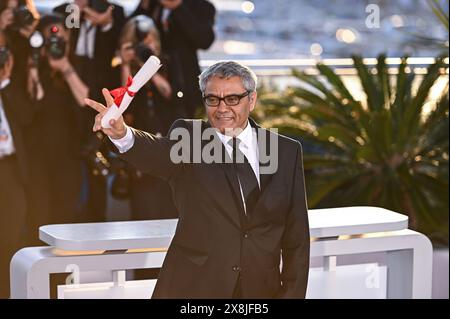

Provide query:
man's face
left=75, top=0, right=88, bottom=10
left=204, top=76, right=256, bottom=134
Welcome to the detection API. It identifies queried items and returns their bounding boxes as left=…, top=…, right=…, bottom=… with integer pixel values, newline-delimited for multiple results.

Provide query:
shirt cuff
left=0, top=79, right=11, bottom=90
left=109, top=126, right=135, bottom=153
left=101, top=22, right=113, bottom=32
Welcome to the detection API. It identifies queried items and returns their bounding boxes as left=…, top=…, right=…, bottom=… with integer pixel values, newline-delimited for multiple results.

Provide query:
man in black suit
left=54, top=0, right=125, bottom=93
left=133, top=0, right=216, bottom=119
left=54, top=0, right=125, bottom=221
left=86, top=61, right=310, bottom=298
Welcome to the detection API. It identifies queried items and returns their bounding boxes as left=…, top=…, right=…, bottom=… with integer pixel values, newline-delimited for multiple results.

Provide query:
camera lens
left=46, top=35, right=66, bottom=60
left=135, top=43, right=153, bottom=63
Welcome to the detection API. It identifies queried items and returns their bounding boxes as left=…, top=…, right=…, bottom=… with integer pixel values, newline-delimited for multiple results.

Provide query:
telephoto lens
left=29, top=31, right=44, bottom=66
left=46, top=26, right=66, bottom=60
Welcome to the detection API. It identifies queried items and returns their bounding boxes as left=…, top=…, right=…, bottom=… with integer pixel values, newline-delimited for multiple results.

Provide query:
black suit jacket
left=54, top=2, right=125, bottom=94
left=132, top=0, right=216, bottom=118
left=112, top=118, right=310, bottom=298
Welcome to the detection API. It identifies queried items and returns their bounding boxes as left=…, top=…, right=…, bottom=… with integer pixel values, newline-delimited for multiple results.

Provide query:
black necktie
left=230, top=137, right=260, bottom=216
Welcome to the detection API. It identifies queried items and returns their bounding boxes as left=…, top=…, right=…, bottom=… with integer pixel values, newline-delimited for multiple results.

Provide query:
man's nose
left=216, top=99, right=229, bottom=112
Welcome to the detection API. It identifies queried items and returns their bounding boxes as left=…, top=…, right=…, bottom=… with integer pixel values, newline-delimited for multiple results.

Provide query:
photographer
left=0, top=0, right=39, bottom=86
left=108, top=15, right=177, bottom=220
left=0, top=30, right=33, bottom=298
left=132, top=0, right=215, bottom=119
left=54, top=0, right=125, bottom=96
left=26, top=14, right=88, bottom=226
left=54, top=0, right=125, bottom=222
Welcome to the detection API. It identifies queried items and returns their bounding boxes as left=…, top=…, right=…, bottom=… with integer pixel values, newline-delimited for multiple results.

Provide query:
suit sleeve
left=171, top=0, right=216, bottom=49
left=108, top=119, right=188, bottom=181
left=279, top=142, right=310, bottom=298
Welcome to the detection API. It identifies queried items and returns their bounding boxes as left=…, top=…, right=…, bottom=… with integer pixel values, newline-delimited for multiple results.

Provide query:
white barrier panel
left=10, top=206, right=432, bottom=299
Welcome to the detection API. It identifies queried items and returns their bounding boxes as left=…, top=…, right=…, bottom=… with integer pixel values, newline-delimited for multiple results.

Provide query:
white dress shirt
left=0, top=79, right=16, bottom=158
left=214, top=121, right=260, bottom=186
left=75, top=21, right=113, bottom=59
left=110, top=125, right=134, bottom=153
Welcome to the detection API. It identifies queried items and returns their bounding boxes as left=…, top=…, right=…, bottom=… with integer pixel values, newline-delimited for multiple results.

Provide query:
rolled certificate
left=101, top=55, right=162, bottom=128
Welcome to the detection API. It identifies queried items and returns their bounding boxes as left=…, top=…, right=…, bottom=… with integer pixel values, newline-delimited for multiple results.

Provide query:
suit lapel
left=248, top=118, right=275, bottom=194
left=249, top=119, right=278, bottom=220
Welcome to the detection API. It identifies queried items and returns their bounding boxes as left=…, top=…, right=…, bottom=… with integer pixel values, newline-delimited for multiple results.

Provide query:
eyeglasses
left=203, top=91, right=251, bottom=107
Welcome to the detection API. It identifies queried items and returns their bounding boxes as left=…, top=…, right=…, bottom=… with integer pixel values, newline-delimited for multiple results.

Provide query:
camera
left=131, top=15, right=156, bottom=63
left=0, top=47, right=10, bottom=69
left=135, top=43, right=153, bottom=63
left=10, top=5, right=35, bottom=31
left=45, top=31, right=66, bottom=60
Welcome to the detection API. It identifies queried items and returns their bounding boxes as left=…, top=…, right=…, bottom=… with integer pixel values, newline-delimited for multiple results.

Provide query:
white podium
left=10, top=206, right=433, bottom=299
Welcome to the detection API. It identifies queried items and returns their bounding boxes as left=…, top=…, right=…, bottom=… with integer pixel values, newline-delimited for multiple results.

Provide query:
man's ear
left=249, top=91, right=257, bottom=112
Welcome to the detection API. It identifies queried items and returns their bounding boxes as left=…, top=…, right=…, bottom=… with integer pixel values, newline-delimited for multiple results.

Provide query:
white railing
left=10, top=206, right=433, bottom=299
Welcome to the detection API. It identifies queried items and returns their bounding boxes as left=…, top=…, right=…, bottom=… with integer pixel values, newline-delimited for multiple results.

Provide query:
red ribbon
left=110, top=76, right=136, bottom=107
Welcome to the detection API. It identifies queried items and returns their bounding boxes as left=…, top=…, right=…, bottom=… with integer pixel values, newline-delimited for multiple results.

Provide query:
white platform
left=11, top=206, right=432, bottom=299
left=39, top=206, right=408, bottom=251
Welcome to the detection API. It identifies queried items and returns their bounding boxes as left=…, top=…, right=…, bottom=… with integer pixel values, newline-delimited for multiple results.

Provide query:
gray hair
left=198, top=61, right=257, bottom=94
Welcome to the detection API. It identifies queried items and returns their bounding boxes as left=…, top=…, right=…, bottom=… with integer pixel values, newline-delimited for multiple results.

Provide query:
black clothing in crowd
left=132, top=0, right=216, bottom=118
left=0, top=0, right=216, bottom=298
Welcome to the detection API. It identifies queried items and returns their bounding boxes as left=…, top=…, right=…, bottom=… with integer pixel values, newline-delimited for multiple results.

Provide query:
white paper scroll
left=101, top=55, right=162, bottom=128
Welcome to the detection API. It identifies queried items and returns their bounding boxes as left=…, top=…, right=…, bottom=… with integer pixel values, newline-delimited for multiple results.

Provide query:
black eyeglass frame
left=202, top=91, right=252, bottom=107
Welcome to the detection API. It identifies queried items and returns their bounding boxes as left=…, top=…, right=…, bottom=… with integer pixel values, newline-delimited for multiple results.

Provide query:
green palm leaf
left=259, top=53, right=449, bottom=245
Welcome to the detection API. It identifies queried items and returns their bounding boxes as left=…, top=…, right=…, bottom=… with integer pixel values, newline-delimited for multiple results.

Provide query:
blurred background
left=37, top=0, right=448, bottom=59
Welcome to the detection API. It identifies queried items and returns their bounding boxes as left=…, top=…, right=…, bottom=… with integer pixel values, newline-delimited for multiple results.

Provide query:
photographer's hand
left=49, top=57, right=90, bottom=107
left=159, top=0, right=183, bottom=10
left=27, top=64, right=44, bottom=100
left=19, top=19, right=39, bottom=39
left=0, top=53, right=13, bottom=83
left=47, top=56, right=71, bottom=73
left=0, top=8, right=13, bottom=31
left=85, top=88, right=127, bottom=140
